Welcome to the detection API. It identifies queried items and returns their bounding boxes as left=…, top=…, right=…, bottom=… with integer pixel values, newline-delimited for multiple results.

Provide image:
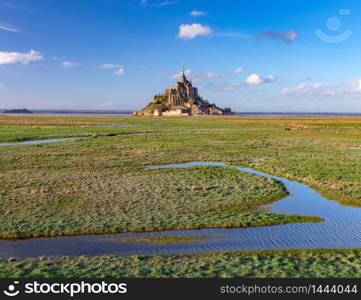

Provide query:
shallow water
left=95, top=123, right=128, bottom=127
left=0, top=138, right=76, bottom=146
left=1, top=161, right=361, bottom=258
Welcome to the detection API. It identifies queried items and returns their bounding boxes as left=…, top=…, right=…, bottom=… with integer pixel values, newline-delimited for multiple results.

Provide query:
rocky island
left=134, top=71, right=233, bottom=116
left=2, top=108, right=33, bottom=114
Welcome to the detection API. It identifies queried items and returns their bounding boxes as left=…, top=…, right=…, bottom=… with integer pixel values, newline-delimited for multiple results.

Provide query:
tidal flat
left=1, top=115, right=361, bottom=276
left=0, top=165, right=308, bottom=239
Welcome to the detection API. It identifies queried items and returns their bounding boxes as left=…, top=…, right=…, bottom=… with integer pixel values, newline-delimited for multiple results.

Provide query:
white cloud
left=178, top=23, right=212, bottom=39
left=300, top=76, right=312, bottom=82
left=358, top=79, right=361, bottom=90
left=282, top=83, right=308, bottom=95
left=141, top=0, right=177, bottom=7
left=312, top=82, right=340, bottom=89
left=193, top=71, right=221, bottom=83
left=171, top=69, right=278, bottom=87
left=205, top=72, right=221, bottom=78
left=61, top=61, right=80, bottom=69
left=206, top=81, right=245, bottom=91
left=244, top=73, right=278, bottom=86
left=0, top=50, right=43, bottom=65
left=319, top=89, right=361, bottom=99
left=0, top=83, right=3, bottom=88
left=245, top=73, right=263, bottom=86
left=207, top=74, right=278, bottom=91
left=189, top=10, right=207, bottom=17
left=281, top=80, right=361, bottom=99
left=171, top=69, right=192, bottom=80
left=265, top=74, right=278, bottom=83
left=312, top=83, right=322, bottom=89
left=0, top=22, right=20, bottom=33
left=170, top=69, right=221, bottom=83
left=113, top=68, right=124, bottom=76
left=152, top=1, right=177, bottom=7
left=98, top=63, right=122, bottom=69
left=215, top=32, right=253, bottom=39
left=98, top=63, right=124, bottom=76
left=98, top=102, right=117, bottom=108
left=233, top=67, right=243, bottom=74
left=176, top=71, right=279, bottom=90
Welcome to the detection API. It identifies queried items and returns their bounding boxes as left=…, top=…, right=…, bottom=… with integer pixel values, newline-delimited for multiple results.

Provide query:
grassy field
left=0, top=115, right=334, bottom=239
left=0, top=165, right=314, bottom=238
left=1, top=116, right=361, bottom=206
left=1, top=115, right=361, bottom=277
left=2, top=249, right=361, bottom=278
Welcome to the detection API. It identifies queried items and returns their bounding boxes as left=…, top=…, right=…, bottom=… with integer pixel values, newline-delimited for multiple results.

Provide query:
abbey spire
left=180, top=68, right=188, bottom=83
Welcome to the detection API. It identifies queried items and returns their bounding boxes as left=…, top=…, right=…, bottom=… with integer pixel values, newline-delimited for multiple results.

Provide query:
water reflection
left=0, top=138, right=77, bottom=146
left=1, top=161, right=361, bottom=258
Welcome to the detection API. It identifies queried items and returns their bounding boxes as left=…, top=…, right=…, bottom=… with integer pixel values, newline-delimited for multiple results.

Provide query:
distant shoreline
left=2, top=110, right=361, bottom=117
left=0, top=110, right=133, bottom=117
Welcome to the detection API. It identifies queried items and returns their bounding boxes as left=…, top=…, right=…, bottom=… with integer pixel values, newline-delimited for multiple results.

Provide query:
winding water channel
left=1, top=161, right=361, bottom=258
left=0, top=138, right=77, bottom=146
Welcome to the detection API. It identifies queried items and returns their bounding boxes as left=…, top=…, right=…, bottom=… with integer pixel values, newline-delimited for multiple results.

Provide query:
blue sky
left=1, top=0, right=361, bottom=112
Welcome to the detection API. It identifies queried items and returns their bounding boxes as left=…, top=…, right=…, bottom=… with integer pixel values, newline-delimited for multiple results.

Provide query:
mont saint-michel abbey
left=134, top=71, right=233, bottom=116
left=166, top=72, right=198, bottom=107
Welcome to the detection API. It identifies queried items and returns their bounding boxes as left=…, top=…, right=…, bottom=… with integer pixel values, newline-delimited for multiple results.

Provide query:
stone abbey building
left=134, top=71, right=233, bottom=116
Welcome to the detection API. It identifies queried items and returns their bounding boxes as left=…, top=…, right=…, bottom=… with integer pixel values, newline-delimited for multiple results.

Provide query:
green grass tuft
left=2, top=248, right=361, bottom=278
left=105, top=235, right=222, bottom=244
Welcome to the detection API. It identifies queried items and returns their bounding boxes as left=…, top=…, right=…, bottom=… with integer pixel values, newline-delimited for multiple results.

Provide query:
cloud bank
left=189, top=10, right=207, bottom=17
left=170, top=69, right=221, bottom=83
left=233, top=67, right=243, bottom=74
left=98, top=64, right=122, bottom=69
left=98, top=63, right=124, bottom=76
left=113, top=68, right=124, bottom=76
left=0, top=22, right=20, bottom=33
left=178, top=23, right=212, bottom=39
left=245, top=73, right=278, bottom=86
left=141, top=0, right=177, bottom=7
left=281, top=80, right=361, bottom=99
left=0, top=50, right=43, bottom=65
left=61, top=61, right=80, bottom=69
